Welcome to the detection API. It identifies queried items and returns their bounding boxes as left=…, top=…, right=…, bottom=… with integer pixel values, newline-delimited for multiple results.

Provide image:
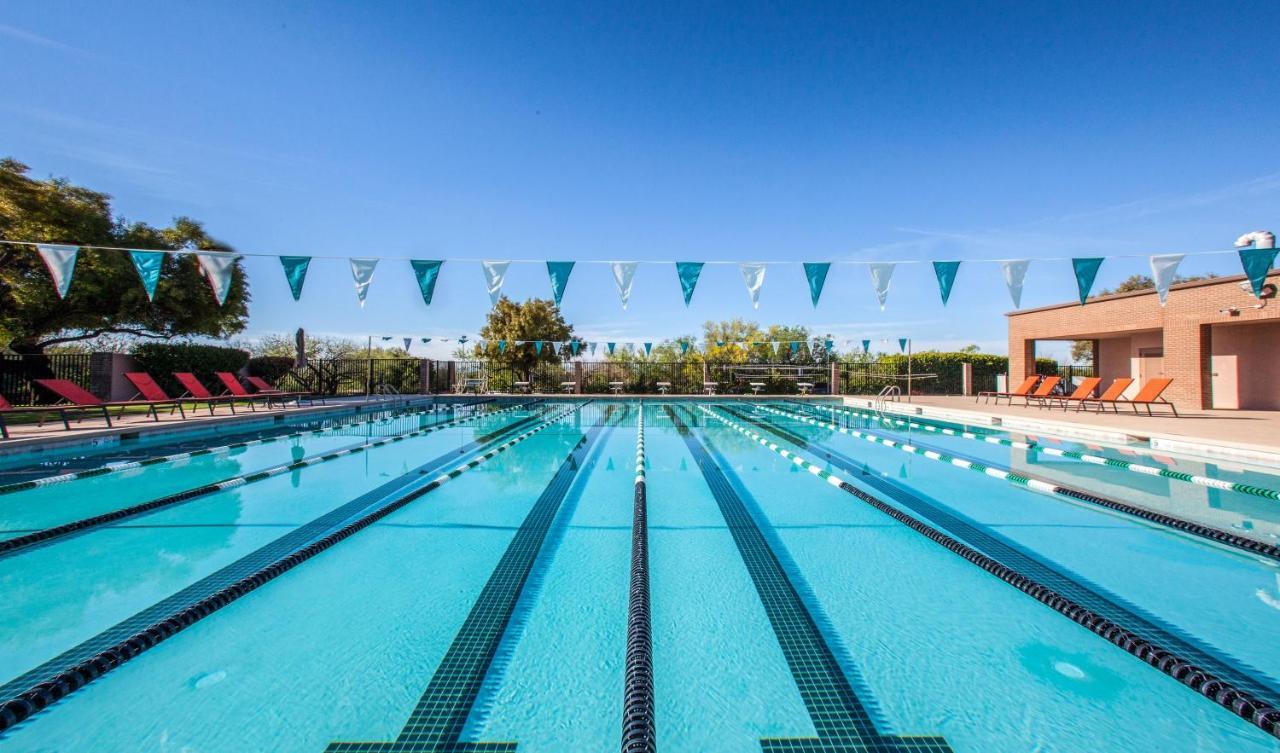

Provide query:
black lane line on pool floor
left=723, top=404, right=1280, bottom=703
left=323, top=409, right=615, bottom=753
left=778, top=401, right=1280, bottom=562
left=0, top=401, right=543, bottom=559
left=708, top=405, right=1280, bottom=740
left=667, top=406, right=954, bottom=753
left=0, top=404, right=581, bottom=732
left=622, top=402, right=655, bottom=753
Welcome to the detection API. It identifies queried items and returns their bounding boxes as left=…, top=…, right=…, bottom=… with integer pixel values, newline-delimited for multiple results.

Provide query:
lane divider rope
left=0, top=399, right=498, bottom=496
left=0, top=401, right=540, bottom=558
left=788, top=401, right=1280, bottom=502
left=757, top=403, right=1280, bottom=561
left=696, top=404, right=1280, bottom=740
left=622, top=403, right=655, bottom=753
left=0, top=401, right=584, bottom=733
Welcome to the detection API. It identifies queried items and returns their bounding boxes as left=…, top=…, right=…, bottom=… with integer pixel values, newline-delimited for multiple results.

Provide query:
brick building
left=1007, top=269, right=1280, bottom=411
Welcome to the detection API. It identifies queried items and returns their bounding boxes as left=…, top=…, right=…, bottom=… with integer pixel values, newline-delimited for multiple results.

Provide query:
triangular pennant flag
left=611, top=262, right=638, bottom=309
left=1148, top=254, right=1184, bottom=306
left=381, top=336, right=393, bottom=341
left=899, top=338, right=908, bottom=353
left=458, top=335, right=468, bottom=344
left=349, top=257, right=378, bottom=307
left=776, top=342, right=787, bottom=358
left=498, top=340, right=507, bottom=353
left=546, top=261, right=575, bottom=306
left=195, top=252, right=238, bottom=305
left=862, top=339, right=871, bottom=353
left=421, top=337, right=432, bottom=344
left=570, top=340, right=581, bottom=356
left=644, top=342, right=653, bottom=356
left=403, top=337, right=412, bottom=352
left=410, top=260, right=443, bottom=306
left=716, top=341, right=726, bottom=348
left=676, top=262, right=704, bottom=306
left=35, top=244, right=79, bottom=298
left=1072, top=257, right=1104, bottom=305
left=607, top=342, right=616, bottom=355
left=739, top=263, right=766, bottom=308
left=276, top=256, right=310, bottom=301
left=868, top=263, right=895, bottom=310
left=932, top=261, right=961, bottom=306
left=129, top=250, right=164, bottom=301
left=590, top=342, right=598, bottom=355
left=825, top=338, right=834, bottom=351
left=546, top=341, right=556, bottom=355
left=1239, top=247, right=1279, bottom=298
left=482, top=261, right=510, bottom=306
left=803, top=262, right=831, bottom=307
left=531, top=341, right=542, bottom=354
left=1000, top=260, right=1030, bottom=309
left=790, top=341, right=800, bottom=354
left=680, top=341, right=690, bottom=355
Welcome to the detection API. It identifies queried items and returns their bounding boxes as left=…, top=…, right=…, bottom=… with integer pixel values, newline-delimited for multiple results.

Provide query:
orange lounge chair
left=215, top=372, right=293, bottom=409
left=1126, top=377, right=1178, bottom=416
left=244, top=375, right=320, bottom=404
left=1037, top=377, right=1101, bottom=410
left=1074, top=377, right=1134, bottom=413
left=1018, top=376, right=1061, bottom=406
left=977, top=375, right=1039, bottom=405
left=33, top=378, right=184, bottom=427
left=174, top=372, right=255, bottom=413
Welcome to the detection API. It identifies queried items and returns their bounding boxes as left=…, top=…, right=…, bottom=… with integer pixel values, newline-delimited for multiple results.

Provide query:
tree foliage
left=475, top=297, right=574, bottom=377
left=253, top=332, right=411, bottom=361
left=0, top=158, right=249, bottom=353
left=1097, top=272, right=1218, bottom=297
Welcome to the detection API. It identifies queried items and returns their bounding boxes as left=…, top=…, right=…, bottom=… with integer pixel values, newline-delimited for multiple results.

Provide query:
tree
left=253, top=333, right=409, bottom=361
left=0, top=158, right=249, bottom=354
left=958, top=344, right=981, bottom=354
left=1097, top=272, right=1218, bottom=297
left=476, top=297, right=574, bottom=378
left=1070, top=340, right=1094, bottom=364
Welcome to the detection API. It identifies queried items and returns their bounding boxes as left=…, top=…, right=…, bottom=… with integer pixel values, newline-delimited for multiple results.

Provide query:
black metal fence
left=0, top=353, right=94, bottom=405
left=277, top=358, right=422, bottom=397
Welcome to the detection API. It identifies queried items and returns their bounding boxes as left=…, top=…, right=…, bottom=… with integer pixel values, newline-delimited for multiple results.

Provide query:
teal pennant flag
left=570, top=340, right=581, bottom=356
left=676, top=262, right=704, bottom=306
left=862, top=339, right=871, bottom=353
left=410, top=260, right=443, bottom=305
left=607, top=342, right=616, bottom=355
left=803, top=262, right=831, bottom=307
left=1072, top=257, right=1104, bottom=304
left=498, top=340, right=507, bottom=353
left=680, top=341, right=690, bottom=355
left=932, top=261, right=961, bottom=306
left=899, top=338, right=908, bottom=352
left=1239, top=247, right=1279, bottom=298
left=825, top=338, right=834, bottom=351
left=790, top=341, right=800, bottom=355
left=534, top=341, right=544, bottom=355
left=644, top=342, right=653, bottom=356
left=546, top=261, right=575, bottom=306
left=130, top=250, right=165, bottom=301
left=279, top=256, right=311, bottom=301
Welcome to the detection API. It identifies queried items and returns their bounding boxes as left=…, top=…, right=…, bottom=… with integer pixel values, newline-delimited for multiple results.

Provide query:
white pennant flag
left=1000, top=259, right=1030, bottom=309
left=195, top=252, right=239, bottom=305
left=1149, top=254, right=1184, bottom=306
left=482, top=260, right=511, bottom=306
left=739, top=263, right=766, bottom=309
left=35, top=244, right=79, bottom=299
left=868, top=263, right=895, bottom=310
left=349, top=258, right=378, bottom=307
left=611, top=262, right=638, bottom=309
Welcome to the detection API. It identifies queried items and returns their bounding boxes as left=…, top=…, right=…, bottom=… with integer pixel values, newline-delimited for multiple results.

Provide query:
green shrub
left=840, top=351, right=1061, bottom=395
left=131, top=343, right=249, bottom=395
left=246, top=356, right=295, bottom=384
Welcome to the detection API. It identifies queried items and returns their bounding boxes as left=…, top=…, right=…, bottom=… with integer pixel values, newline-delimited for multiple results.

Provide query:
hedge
left=841, top=351, right=1059, bottom=395
left=247, top=356, right=295, bottom=385
left=131, top=343, right=250, bottom=396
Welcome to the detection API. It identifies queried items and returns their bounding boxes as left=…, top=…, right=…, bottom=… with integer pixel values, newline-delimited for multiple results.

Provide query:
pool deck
left=851, top=395, right=1280, bottom=466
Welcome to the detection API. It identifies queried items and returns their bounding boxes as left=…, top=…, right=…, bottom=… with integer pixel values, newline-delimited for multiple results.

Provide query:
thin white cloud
left=0, top=23, right=99, bottom=58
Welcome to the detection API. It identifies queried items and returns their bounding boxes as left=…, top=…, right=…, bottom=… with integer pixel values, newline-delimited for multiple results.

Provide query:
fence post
left=829, top=361, right=840, bottom=395
left=420, top=359, right=432, bottom=394
left=961, top=362, right=973, bottom=396
left=447, top=361, right=456, bottom=394
left=574, top=361, right=583, bottom=394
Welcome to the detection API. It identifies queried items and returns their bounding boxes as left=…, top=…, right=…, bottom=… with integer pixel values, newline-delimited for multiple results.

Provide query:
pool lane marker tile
left=324, top=414, right=611, bottom=752
left=0, top=404, right=584, bottom=734
left=667, top=406, right=954, bottom=753
left=762, top=403, right=1280, bottom=562
left=622, top=403, right=655, bottom=753
left=0, top=399, right=507, bottom=495
left=700, top=404, right=1280, bottom=741
left=783, top=400, right=1280, bottom=503
left=0, top=401, right=544, bottom=559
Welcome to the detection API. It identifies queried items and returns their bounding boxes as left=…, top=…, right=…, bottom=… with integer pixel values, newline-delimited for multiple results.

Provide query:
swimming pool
left=0, top=399, right=1277, bottom=752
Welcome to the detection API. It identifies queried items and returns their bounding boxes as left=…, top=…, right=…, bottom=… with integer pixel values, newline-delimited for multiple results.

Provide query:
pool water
left=0, top=399, right=1278, bottom=752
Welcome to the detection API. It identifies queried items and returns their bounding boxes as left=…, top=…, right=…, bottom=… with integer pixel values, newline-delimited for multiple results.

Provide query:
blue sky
left=2, top=1, right=1278, bottom=360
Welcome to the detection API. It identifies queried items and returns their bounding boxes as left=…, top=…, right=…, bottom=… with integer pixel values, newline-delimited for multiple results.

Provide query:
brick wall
left=1007, top=270, right=1280, bottom=410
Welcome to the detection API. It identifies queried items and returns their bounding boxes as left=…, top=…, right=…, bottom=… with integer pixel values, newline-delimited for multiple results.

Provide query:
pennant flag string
left=35, top=244, right=78, bottom=299
left=932, top=261, right=960, bottom=306
left=410, top=260, right=443, bottom=306
left=803, top=262, right=830, bottom=307
left=129, top=250, right=164, bottom=301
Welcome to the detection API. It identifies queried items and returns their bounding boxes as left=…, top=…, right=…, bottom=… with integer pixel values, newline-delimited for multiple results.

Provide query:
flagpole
left=907, top=338, right=913, bottom=404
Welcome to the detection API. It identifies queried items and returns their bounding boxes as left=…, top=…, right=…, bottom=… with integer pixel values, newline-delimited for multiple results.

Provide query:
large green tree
left=0, top=158, right=249, bottom=354
left=475, top=297, right=574, bottom=378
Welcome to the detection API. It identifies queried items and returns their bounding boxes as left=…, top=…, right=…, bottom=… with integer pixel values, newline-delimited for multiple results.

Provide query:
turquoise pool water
left=0, top=400, right=1277, bottom=752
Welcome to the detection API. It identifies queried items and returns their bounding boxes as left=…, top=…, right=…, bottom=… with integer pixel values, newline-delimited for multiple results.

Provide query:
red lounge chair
left=244, top=375, right=320, bottom=404
left=1075, top=377, right=1135, bottom=413
left=124, top=371, right=245, bottom=417
left=1039, top=377, right=1101, bottom=410
left=33, top=378, right=183, bottom=427
left=1126, top=377, right=1178, bottom=416
left=215, top=372, right=292, bottom=408
left=0, top=394, right=84, bottom=438
left=977, top=376, right=1039, bottom=405
left=173, top=372, right=254, bottom=413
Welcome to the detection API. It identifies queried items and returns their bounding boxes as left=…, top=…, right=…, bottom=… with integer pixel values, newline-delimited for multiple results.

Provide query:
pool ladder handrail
left=873, top=384, right=900, bottom=417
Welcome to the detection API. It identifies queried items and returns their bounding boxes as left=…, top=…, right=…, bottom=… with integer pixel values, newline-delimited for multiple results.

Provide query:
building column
left=1007, top=334, right=1035, bottom=384
left=1161, top=320, right=1207, bottom=410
